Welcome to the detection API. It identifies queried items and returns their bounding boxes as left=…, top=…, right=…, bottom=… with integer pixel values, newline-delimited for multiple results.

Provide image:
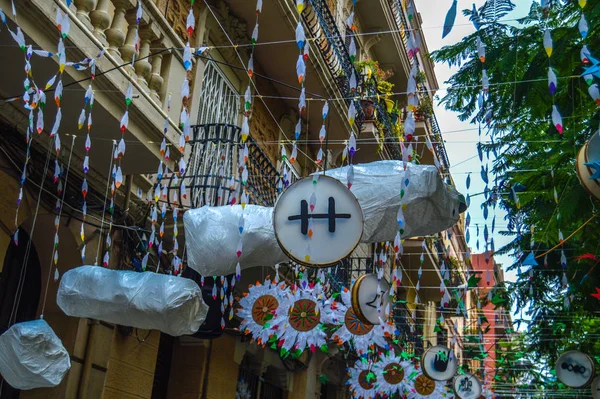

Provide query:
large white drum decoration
left=273, top=175, right=363, bottom=267
left=421, top=345, right=458, bottom=381
left=452, top=372, right=482, bottom=399
left=555, top=350, right=595, bottom=388
left=351, top=274, right=391, bottom=325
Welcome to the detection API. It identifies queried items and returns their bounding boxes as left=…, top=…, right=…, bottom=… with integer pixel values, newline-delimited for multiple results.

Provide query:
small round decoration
left=414, top=375, right=436, bottom=395
left=591, top=375, right=600, bottom=399
left=383, top=363, right=405, bottom=384
left=273, top=175, right=364, bottom=267
left=251, top=295, right=278, bottom=326
left=237, top=279, right=291, bottom=346
left=358, top=370, right=376, bottom=390
left=452, top=373, right=482, bottom=399
left=289, top=299, right=320, bottom=332
left=344, top=308, right=373, bottom=336
left=348, top=359, right=379, bottom=398
left=421, top=345, right=458, bottom=381
left=331, top=286, right=395, bottom=356
left=373, top=349, right=416, bottom=397
left=555, top=350, right=595, bottom=388
left=352, top=274, right=391, bottom=325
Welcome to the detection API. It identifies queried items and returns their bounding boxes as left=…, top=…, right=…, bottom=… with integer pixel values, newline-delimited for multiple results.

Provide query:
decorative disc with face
left=344, top=307, right=373, bottom=336
left=453, top=373, right=482, bottom=399
left=352, top=273, right=391, bottom=325
left=555, top=350, right=595, bottom=388
left=251, top=294, right=278, bottom=326
left=421, top=345, right=458, bottom=381
left=414, top=375, right=436, bottom=395
left=289, top=299, right=320, bottom=332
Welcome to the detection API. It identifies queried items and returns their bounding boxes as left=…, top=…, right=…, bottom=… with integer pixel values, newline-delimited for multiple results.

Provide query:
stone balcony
left=0, top=0, right=206, bottom=203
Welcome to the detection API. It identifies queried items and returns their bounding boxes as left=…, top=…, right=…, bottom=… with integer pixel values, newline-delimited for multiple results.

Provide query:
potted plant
left=415, top=95, right=433, bottom=121
left=353, top=60, right=394, bottom=122
left=360, top=99, right=375, bottom=120
left=377, top=81, right=395, bottom=112
left=389, top=101, right=401, bottom=124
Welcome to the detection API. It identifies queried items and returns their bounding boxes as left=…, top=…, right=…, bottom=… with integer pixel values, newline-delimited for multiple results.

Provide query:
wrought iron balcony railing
left=302, top=0, right=365, bottom=131
left=387, top=0, right=451, bottom=171
left=166, top=123, right=282, bottom=208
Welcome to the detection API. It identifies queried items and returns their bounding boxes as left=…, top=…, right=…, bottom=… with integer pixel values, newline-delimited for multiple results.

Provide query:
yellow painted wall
left=204, top=334, right=240, bottom=399
left=102, top=329, right=160, bottom=399
left=166, top=340, right=209, bottom=399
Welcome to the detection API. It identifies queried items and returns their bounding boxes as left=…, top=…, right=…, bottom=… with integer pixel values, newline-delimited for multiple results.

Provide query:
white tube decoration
left=57, top=266, right=208, bottom=336
left=184, top=161, right=466, bottom=276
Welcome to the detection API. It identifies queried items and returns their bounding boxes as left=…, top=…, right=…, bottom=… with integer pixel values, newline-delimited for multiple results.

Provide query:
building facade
left=470, top=251, right=512, bottom=391
left=0, top=0, right=478, bottom=398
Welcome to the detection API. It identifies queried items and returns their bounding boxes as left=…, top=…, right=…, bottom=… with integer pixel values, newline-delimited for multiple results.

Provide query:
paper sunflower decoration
left=330, top=286, right=395, bottom=356
left=237, top=278, right=290, bottom=346
left=373, top=349, right=417, bottom=397
left=274, top=277, right=328, bottom=355
left=408, top=374, right=450, bottom=399
left=347, top=359, right=379, bottom=399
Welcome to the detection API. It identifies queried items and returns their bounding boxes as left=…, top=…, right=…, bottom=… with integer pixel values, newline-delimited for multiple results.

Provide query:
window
left=196, top=61, right=240, bottom=125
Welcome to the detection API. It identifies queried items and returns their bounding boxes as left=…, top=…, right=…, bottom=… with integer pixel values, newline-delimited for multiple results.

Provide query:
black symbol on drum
left=433, top=350, right=450, bottom=372
left=561, top=362, right=587, bottom=375
left=365, top=289, right=387, bottom=309
left=459, top=377, right=473, bottom=392
left=288, top=197, right=351, bottom=235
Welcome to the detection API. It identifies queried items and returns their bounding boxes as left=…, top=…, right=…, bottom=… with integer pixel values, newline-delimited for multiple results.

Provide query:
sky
left=414, top=0, right=533, bottom=286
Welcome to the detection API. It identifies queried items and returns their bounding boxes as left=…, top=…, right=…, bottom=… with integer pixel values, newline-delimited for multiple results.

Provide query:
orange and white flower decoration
left=274, top=278, right=328, bottom=355
left=237, top=278, right=290, bottom=346
left=347, top=359, right=379, bottom=399
left=408, top=374, right=449, bottom=399
left=373, top=349, right=417, bottom=397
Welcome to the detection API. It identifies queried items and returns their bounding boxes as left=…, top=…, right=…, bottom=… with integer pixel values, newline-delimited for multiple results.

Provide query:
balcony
left=161, top=123, right=287, bottom=209
left=0, top=0, right=192, bottom=193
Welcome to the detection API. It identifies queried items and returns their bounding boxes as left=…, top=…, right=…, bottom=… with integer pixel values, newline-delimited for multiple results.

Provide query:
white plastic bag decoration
left=184, top=161, right=465, bottom=276
left=57, top=266, right=208, bottom=336
left=0, top=319, right=71, bottom=390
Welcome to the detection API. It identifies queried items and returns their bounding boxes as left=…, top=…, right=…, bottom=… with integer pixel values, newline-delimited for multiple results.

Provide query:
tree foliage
left=432, top=0, right=600, bottom=390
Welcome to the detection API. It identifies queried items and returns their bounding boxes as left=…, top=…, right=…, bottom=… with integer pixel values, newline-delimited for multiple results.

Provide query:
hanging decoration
left=78, top=49, right=104, bottom=264
left=102, top=1, right=143, bottom=268
left=409, top=374, right=448, bottom=398
left=57, top=265, right=208, bottom=336
left=236, top=278, right=291, bottom=346
left=452, top=373, right=482, bottom=399
left=373, top=350, right=417, bottom=397
left=421, top=345, right=457, bottom=381
left=347, top=359, right=379, bottom=399
left=351, top=273, right=391, bottom=325
left=273, top=275, right=329, bottom=356
left=0, top=319, right=71, bottom=390
left=272, top=175, right=364, bottom=267
left=442, top=0, right=458, bottom=39
left=330, top=286, right=394, bottom=356
left=554, top=350, right=595, bottom=388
